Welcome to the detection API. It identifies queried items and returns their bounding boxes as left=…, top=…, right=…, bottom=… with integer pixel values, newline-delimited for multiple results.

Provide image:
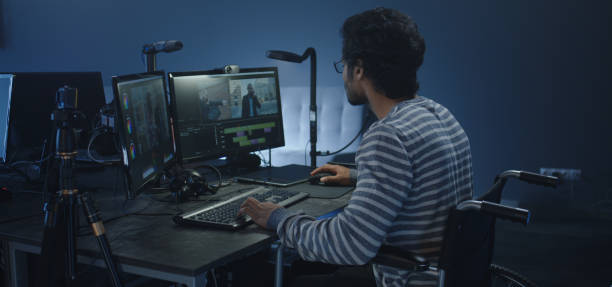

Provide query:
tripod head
left=51, top=85, right=80, bottom=156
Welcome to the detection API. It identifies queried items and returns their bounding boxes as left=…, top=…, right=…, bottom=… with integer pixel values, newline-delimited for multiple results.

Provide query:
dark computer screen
left=168, top=67, right=284, bottom=162
left=112, top=72, right=176, bottom=199
left=2, top=72, right=106, bottom=162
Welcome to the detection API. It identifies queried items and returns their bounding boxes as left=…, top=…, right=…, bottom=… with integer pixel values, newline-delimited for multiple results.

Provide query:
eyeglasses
left=333, top=59, right=344, bottom=74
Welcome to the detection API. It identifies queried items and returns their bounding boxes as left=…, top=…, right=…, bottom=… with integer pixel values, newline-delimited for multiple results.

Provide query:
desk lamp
left=266, top=48, right=317, bottom=168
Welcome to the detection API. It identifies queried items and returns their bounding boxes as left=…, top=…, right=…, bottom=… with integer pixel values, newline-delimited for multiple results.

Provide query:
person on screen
left=198, top=88, right=222, bottom=122
left=241, top=83, right=261, bottom=117
left=239, top=7, right=473, bottom=287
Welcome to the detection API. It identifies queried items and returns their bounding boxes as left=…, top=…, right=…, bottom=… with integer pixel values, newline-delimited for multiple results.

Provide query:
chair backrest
left=438, top=208, right=496, bottom=287
left=438, top=176, right=510, bottom=286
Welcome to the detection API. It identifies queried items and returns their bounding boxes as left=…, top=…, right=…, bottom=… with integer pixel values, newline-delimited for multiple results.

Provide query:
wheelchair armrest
left=457, top=200, right=531, bottom=225
left=371, top=245, right=430, bottom=271
left=498, top=170, right=559, bottom=188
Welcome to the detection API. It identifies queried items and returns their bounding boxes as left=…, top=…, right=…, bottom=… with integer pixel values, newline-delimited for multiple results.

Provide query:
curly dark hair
left=341, top=7, right=425, bottom=99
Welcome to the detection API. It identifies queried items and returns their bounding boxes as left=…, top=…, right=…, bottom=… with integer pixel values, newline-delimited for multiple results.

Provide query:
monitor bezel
left=112, top=71, right=177, bottom=199
left=0, top=74, right=14, bottom=163
left=167, top=66, right=285, bottom=164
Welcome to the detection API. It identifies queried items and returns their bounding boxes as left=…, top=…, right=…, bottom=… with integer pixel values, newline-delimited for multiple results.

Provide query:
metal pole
left=308, top=48, right=317, bottom=168
left=145, top=54, right=156, bottom=73
left=274, top=244, right=284, bottom=287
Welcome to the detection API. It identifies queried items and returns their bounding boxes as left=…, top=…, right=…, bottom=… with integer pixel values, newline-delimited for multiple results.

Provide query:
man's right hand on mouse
left=310, top=164, right=352, bottom=186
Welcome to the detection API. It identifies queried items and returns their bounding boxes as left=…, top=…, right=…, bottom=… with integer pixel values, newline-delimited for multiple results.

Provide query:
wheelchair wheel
left=489, top=264, right=538, bottom=287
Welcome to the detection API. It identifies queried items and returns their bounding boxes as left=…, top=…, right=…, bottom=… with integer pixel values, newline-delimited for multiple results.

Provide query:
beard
left=344, top=80, right=367, bottom=105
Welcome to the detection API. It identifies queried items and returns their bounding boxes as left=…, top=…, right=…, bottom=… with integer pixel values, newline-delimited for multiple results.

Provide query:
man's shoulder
left=361, top=121, right=402, bottom=144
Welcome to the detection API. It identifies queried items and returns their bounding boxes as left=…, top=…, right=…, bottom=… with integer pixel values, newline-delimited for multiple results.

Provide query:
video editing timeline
left=224, top=121, right=277, bottom=147
left=169, top=67, right=285, bottom=162
left=113, top=73, right=175, bottom=196
left=217, top=121, right=279, bottom=149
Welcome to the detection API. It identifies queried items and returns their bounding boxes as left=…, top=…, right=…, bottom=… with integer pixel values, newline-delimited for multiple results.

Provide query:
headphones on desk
left=169, top=165, right=222, bottom=202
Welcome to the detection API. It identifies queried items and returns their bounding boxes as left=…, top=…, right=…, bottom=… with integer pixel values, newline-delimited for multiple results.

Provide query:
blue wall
left=1, top=0, right=611, bottom=198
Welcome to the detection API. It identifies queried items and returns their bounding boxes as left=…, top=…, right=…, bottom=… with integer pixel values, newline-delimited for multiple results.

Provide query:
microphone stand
left=145, top=54, right=157, bottom=73
left=142, top=40, right=183, bottom=72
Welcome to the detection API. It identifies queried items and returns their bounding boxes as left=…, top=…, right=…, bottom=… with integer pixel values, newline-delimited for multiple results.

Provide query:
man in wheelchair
left=240, top=7, right=473, bottom=287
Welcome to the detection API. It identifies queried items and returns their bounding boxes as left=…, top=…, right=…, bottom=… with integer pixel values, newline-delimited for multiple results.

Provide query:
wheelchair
left=372, top=170, right=559, bottom=287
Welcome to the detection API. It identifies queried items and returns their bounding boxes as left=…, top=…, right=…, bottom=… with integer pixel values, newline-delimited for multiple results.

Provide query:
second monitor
left=112, top=71, right=176, bottom=199
left=168, top=67, right=284, bottom=163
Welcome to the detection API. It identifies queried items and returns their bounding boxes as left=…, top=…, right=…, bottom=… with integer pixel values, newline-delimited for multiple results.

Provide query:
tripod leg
left=64, top=190, right=78, bottom=282
left=38, top=197, right=68, bottom=287
left=79, top=192, right=123, bottom=287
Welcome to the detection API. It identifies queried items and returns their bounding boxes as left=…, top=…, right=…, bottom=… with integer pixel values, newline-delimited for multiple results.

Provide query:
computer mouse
left=308, top=173, right=333, bottom=185
left=308, top=175, right=322, bottom=185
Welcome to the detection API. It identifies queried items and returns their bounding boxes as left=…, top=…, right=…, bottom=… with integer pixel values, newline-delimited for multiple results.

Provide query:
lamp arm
left=304, top=48, right=317, bottom=168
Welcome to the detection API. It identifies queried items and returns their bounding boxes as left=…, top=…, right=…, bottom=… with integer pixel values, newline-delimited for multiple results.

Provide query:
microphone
left=142, top=40, right=183, bottom=54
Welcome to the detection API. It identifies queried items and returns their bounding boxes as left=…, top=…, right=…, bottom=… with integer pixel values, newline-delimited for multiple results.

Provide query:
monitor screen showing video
left=168, top=67, right=284, bottom=162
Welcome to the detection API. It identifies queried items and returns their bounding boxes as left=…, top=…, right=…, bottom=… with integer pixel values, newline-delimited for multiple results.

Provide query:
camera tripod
left=39, top=86, right=123, bottom=287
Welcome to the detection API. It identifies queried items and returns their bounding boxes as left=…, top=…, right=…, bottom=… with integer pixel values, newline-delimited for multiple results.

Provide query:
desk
left=0, top=175, right=351, bottom=287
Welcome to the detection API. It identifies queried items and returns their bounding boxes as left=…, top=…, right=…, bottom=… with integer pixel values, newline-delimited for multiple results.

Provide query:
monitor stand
left=225, top=152, right=261, bottom=170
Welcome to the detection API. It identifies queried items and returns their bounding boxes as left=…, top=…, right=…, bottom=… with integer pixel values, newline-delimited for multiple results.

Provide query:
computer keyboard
left=173, top=186, right=308, bottom=230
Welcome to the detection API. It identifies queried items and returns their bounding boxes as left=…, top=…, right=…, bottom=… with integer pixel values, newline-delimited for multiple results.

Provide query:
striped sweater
left=268, top=96, right=473, bottom=286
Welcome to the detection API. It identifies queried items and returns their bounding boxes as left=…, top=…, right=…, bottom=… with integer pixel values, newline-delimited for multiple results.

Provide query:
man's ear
left=353, top=59, right=364, bottom=80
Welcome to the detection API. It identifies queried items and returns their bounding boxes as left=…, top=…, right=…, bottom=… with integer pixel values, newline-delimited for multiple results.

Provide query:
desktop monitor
left=112, top=71, right=176, bottom=199
left=0, top=74, right=14, bottom=162
left=167, top=67, right=284, bottom=163
left=2, top=72, right=106, bottom=162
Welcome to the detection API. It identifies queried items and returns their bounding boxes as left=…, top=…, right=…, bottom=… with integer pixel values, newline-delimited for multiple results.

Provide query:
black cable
left=317, top=121, right=368, bottom=157
left=316, top=110, right=373, bottom=157
left=189, top=164, right=223, bottom=193
left=257, top=150, right=270, bottom=167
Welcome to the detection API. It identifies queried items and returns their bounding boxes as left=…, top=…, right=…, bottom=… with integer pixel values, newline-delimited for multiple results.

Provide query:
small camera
left=224, top=65, right=240, bottom=74
left=56, top=85, right=78, bottom=110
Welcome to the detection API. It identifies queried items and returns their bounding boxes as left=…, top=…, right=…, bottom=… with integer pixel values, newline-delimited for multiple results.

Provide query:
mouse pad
left=286, top=182, right=354, bottom=199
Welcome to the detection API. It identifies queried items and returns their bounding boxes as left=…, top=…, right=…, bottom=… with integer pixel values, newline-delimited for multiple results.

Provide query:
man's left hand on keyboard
left=238, top=197, right=281, bottom=230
